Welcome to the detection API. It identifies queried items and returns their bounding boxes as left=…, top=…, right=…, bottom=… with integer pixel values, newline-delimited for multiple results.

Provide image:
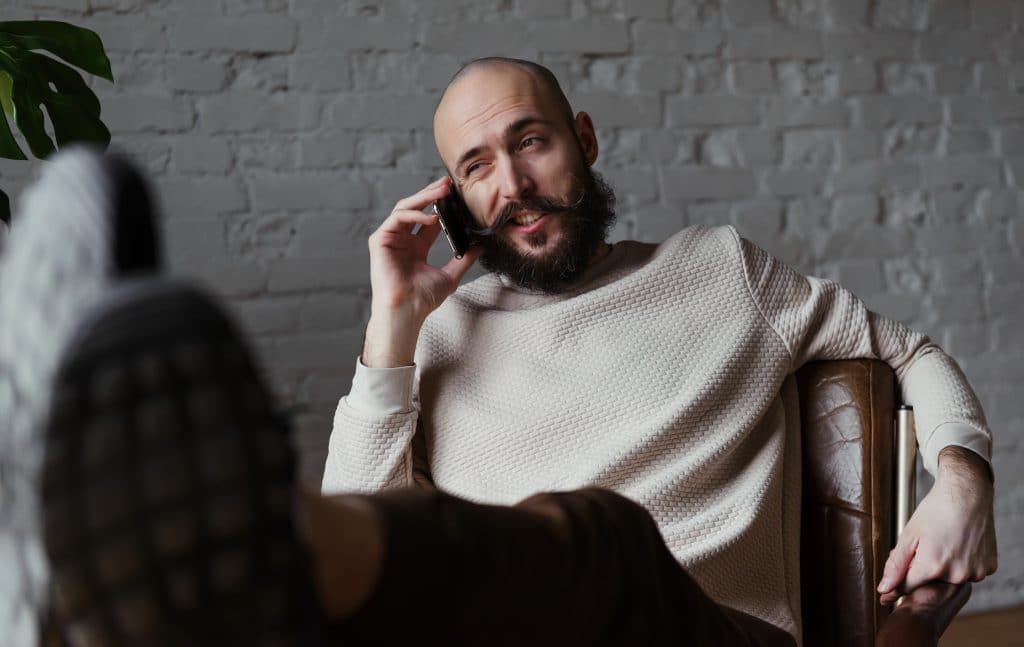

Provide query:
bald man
left=320, top=58, right=996, bottom=646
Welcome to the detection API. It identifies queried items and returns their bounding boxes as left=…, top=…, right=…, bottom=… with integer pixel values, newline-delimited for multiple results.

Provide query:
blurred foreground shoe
left=39, top=278, right=325, bottom=646
left=0, top=147, right=160, bottom=646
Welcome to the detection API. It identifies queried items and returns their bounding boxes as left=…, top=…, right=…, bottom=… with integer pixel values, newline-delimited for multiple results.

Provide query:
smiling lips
left=509, top=212, right=547, bottom=233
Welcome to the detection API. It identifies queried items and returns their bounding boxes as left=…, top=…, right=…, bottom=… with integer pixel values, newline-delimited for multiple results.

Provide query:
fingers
left=370, top=212, right=440, bottom=255
left=439, top=244, right=482, bottom=285
left=393, top=175, right=451, bottom=213
left=935, top=555, right=996, bottom=585
left=377, top=208, right=439, bottom=235
left=373, top=177, right=451, bottom=241
left=878, top=535, right=919, bottom=596
left=879, top=590, right=899, bottom=606
left=415, top=217, right=444, bottom=249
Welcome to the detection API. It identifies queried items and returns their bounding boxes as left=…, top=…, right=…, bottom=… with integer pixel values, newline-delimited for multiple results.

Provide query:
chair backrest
left=796, top=359, right=895, bottom=647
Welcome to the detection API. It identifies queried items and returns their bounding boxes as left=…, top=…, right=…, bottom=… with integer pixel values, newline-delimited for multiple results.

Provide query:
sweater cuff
left=920, top=422, right=992, bottom=476
left=345, top=355, right=416, bottom=414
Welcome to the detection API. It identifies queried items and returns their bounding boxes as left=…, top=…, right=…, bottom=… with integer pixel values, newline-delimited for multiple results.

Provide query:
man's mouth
left=509, top=212, right=547, bottom=233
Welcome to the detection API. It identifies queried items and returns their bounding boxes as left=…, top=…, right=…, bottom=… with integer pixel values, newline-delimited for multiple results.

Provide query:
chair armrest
left=875, top=582, right=971, bottom=647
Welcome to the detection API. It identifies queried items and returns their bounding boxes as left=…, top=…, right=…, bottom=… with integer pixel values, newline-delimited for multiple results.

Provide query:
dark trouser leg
left=329, top=487, right=795, bottom=647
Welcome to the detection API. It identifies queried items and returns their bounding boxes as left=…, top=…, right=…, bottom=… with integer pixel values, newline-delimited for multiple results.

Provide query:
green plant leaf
left=0, top=68, right=12, bottom=119
left=10, top=77, right=55, bottom=158
left=45, top=94, right=110, bottom=148
left=0, top=188, right=9, bottom=225
left=33, top=53, right=100, bottom=117
left=0, top=47, right=111, bottom=158
left=0, top=46, right=53, bottom=157
left=0, top=20, right=114, bottom=226
left=0, top=96, right=26, bottom=160
left=31, top=52, right=109, bottom=149
left=0, top=21, right=112, bottom=81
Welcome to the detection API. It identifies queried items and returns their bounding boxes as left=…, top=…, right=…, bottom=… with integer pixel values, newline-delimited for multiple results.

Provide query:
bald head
left=442, top=58, right=575, bottom=127
left=433, top=58, right=581, bottom=177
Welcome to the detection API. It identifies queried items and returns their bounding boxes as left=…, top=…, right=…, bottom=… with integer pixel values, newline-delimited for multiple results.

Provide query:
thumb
left=440, top=244, right=482, bottom=285
left=878, top=535, right=918, bottom=593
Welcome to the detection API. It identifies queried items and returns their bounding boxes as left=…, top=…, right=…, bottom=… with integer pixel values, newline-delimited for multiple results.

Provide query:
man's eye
left=520, top=137, right=540, bottom=149
left=467, top=162, right=484, bottom=175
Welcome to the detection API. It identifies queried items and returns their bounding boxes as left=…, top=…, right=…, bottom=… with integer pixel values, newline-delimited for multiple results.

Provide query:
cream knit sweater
left=322, top=225, right=991, bottom=642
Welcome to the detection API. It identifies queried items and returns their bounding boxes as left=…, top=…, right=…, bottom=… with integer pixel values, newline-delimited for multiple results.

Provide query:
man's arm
left=321, top=356, right=436, bottom=493
left=877, top=446, right=997, bottom=604
left=732, top=229, right=997, bottom=599
left=321, top=357, right=421, bottom=494
left=321, top=176, right=480, bottom=494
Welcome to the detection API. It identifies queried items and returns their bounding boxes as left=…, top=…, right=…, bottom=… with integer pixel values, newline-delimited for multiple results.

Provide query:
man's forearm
left=362, top=310, right=423, bottom=368
left=937, top=445, right=994, bottom=487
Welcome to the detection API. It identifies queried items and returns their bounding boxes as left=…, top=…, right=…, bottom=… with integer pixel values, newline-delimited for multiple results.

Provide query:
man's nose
left=496, top=155, right=533, bottom=201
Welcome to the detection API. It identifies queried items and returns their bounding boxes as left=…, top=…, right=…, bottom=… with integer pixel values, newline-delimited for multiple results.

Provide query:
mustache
left=471, top=184, right=587, bottom=238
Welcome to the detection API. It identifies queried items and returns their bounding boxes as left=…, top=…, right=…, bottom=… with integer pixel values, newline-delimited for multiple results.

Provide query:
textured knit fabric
left=0, top=148, right=117, bottom=647
left=322, top=225, right=991, bottom=643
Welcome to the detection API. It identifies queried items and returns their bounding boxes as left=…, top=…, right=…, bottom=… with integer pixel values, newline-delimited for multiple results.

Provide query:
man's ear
left=573, top=111, right=598, bottom=166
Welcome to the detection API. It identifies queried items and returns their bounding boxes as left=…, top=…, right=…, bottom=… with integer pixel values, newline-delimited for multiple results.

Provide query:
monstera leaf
left=0, top=20, right=113, bottom=224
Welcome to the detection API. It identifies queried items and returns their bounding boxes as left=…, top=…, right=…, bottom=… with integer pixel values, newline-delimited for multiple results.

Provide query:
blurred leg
left=41, top=280, right=321, bottom=647
left=0, top=147, right=160, bottom=647
left=315, top=487, right=795, bottom=647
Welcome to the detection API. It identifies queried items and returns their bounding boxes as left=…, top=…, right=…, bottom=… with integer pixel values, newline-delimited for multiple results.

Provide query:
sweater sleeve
left=732, top=229, right=992, bottom=476
left=320, top=356, right=421, bottom=494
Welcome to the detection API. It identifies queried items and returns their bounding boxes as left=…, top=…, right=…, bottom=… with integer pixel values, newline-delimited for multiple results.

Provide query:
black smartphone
left=432, top=179, right=474, bottom=259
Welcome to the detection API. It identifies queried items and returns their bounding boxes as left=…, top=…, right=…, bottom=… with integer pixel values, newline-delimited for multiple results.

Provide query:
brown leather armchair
left=797, top=359, right=971, bottom=646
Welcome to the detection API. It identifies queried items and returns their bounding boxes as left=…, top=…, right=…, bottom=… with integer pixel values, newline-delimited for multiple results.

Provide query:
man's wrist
left=937, top=445, right=994, bottom=486
left=361, top=312, right=423, bottom=368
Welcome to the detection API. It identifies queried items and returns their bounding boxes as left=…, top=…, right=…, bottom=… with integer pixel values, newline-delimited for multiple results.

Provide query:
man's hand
left=877, top=446, right=997, bottom=605
left=363, top=176, right=481, bottom=367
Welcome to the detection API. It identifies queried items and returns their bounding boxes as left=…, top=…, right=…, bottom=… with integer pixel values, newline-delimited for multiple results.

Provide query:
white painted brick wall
left=0, top=0, right=1021, bottom=620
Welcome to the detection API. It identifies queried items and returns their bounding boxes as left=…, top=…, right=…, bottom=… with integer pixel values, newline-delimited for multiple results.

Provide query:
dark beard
left=470, top=165, right=617, bottom=294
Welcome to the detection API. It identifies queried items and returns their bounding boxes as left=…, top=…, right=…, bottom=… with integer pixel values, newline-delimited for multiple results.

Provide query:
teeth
left=514, top=213, right=542, bottom=226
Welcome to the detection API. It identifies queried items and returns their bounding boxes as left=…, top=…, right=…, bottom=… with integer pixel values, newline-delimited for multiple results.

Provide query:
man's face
left=434, top=65, right=616, bottom=293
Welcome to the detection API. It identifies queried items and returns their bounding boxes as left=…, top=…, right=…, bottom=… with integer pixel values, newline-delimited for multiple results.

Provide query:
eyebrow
left=454, top=116, right=555, bottom=175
